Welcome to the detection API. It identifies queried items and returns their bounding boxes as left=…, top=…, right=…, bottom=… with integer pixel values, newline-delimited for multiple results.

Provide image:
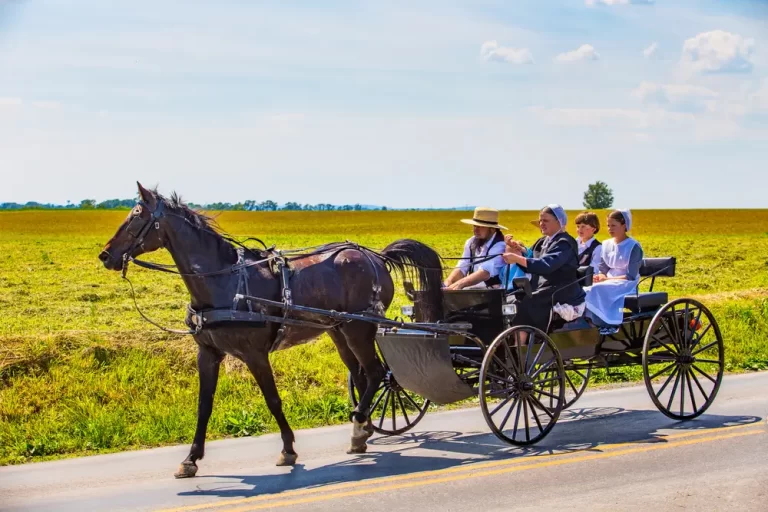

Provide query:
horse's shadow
left=178, top=408, right=761, bottom=499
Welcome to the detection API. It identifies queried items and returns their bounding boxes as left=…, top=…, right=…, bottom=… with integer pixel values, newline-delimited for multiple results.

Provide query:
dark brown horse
left=99, top=183, right=443, bottom=478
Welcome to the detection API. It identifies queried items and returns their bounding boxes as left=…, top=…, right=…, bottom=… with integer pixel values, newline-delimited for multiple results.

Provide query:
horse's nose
left=98, top=250, right=110, bottom=263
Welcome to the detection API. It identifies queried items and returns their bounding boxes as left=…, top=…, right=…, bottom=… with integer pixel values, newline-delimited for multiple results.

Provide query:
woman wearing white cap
left=443, top=207, right=508, bottom=290
left=502, top=204, right=585, bottom=332
left=584, top=209, right=644, bottom=334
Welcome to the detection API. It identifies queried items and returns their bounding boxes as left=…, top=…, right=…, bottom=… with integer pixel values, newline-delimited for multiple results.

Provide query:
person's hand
left=507, top=240, right=525, bottom=255
left=447, top=281, right=465, bottom=290
left=503, top=252, right=519, bottom=264
left=504, top=234, right=515, bottom=246
left=593, top=274, right=607, bottom=283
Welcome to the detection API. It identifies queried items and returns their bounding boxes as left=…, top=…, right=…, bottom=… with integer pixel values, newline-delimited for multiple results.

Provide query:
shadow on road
left=178, top=408, right=761, bottom=499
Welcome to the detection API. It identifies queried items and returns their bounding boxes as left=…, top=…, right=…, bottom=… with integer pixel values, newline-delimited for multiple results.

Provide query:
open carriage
left=348, top=257, right=725, bottom=446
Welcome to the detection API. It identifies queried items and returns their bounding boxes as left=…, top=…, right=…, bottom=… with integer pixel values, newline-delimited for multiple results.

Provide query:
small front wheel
left=479, top=326, right=565, bottom=446
left=348, top=368, right=430, bottom=436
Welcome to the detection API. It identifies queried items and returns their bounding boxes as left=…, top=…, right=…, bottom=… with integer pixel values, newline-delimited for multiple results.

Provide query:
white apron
left=584, top=238, right=639, bottom=326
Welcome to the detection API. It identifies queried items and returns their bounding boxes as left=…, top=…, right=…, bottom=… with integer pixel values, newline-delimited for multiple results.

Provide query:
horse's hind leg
left=337, top=321, right=385, bottom=454
left=242, top=349, right=297, bottom=466
left=176, top=344, right=224, bottom=478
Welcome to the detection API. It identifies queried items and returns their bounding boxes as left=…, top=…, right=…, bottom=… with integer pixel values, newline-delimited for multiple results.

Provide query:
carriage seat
left=622, top=257, right=676, bottom=312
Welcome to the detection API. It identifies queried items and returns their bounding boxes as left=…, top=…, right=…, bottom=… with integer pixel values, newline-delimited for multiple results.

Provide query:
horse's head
left=99, top=182, right=167, bottom=271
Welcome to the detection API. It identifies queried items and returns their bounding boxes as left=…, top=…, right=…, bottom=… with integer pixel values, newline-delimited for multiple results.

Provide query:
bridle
left=121, top=199, right=167, bottom=277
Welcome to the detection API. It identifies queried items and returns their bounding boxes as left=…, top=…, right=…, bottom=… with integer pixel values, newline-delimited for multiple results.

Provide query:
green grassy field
left=1, top=208, right=767, bottom=465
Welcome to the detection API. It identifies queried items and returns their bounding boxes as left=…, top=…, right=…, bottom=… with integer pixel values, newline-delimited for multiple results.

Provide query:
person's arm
left=590, top=245, right=602, bottom=275
left=625, top=243, right=644, bottom=280
left=447, top=269, right=491, bottom=290
left=523, top=239, right=573, bottom=275
left=444, top=239, right=471, bottom=287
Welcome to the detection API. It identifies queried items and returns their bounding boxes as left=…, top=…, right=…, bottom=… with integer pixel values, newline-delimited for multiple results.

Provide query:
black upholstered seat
left=624, top=292, right=668, bottom=312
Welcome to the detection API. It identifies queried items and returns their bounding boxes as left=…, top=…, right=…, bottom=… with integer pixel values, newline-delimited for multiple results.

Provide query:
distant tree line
left=0, top=199, right=388, bottom=211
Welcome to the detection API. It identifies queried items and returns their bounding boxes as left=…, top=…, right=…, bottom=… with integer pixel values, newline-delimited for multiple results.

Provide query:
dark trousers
left=511, top=290, right=554, bottom=332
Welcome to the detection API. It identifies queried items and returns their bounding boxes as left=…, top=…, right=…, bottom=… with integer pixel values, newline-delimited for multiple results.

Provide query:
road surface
left=2, top=372, right=767, bottom=511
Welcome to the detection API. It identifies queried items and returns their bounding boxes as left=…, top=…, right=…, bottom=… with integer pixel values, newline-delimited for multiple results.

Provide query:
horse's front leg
left=175, top=344, right=224, bottom=478
left=242, top=349, right=297, bottom=466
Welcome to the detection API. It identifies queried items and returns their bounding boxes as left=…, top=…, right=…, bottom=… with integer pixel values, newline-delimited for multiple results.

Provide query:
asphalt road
left=2, top=372, right=767, bottom=512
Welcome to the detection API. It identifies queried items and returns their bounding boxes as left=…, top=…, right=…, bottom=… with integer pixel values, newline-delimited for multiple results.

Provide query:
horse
left=98, top=182, right=444, bottom=478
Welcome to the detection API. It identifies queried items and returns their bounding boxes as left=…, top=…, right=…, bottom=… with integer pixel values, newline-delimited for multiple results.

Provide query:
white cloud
left=526, top=106, right=693, bottom=129
left=0, top=96, right=23, bottom=108
left=555, top=44, right=600, bottom=62
left=480, top=41, right=534, bottom=65
left=30, top=100, right=62, bottom=110
left=681, top=30, right=755, bottom=74
left=586, top=0, right=654, bottom=5
left=643, top=42, right=660, bottom=59
left=631, top=81, right=718, bottom=113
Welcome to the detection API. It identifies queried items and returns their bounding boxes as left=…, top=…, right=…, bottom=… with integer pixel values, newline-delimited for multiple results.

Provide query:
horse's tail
left=380, top=239, right=444, bottom=322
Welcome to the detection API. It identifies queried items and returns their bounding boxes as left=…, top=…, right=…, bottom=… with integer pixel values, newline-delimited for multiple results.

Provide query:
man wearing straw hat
left=443, top=207, right=507, bottom=290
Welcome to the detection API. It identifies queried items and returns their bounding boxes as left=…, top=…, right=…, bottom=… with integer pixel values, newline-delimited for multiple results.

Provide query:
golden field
left=1, top=208, right=767, bottom=465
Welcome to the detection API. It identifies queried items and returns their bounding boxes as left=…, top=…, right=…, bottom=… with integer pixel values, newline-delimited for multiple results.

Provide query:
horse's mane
left=153, top=188, right=229, bottom=241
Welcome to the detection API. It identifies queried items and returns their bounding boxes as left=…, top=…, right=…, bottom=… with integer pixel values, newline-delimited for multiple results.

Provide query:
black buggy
left=347, top=258, right=725, bottom=446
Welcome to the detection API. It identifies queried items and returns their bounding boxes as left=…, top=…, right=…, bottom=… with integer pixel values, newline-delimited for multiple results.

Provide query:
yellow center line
left=158, top=423, right=763, bottom=512
left=222, top=428, right=763, bottom=512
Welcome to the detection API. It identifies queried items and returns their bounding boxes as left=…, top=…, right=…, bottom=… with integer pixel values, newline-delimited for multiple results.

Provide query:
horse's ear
left=136, top=182, right=157, bottom=208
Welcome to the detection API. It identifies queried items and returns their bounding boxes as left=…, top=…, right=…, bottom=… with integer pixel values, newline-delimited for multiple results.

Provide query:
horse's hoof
left=347, top=442, right=368, bottom=455
left=174, top=462, right=198, bottom=479
left=276, top=452, right=298, bottom=466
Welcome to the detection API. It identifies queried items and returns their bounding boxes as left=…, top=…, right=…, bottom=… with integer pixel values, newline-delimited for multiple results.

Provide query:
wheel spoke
left=646, top=354, right=677, bottom=362
left=691, top=339, right=719, bottom=357
left=648, top=362, right=676, bottom=381
left=485, top=371, right=513, bottom=385
left=523, top=398, right=531, bottom=442
left=490, top=392, right=517, bottom=417
left=377, top=390, right=391, bottom=429
left=692, top=363, right=718, bottom=385
left=685, top=370, right=697, bottom=414
left=682, top=303, right=691, bottom=350
left=655, top=366, right=679, bottom=398
left=503, top=337, right=521, bottom=375
left=368, top=386, right=387, bottom=415
left=524, top=331, right=535, bottom=373
left=528, top=393, right=555, bottom=419
left=661, top=314, right=680, bottom=348
left=666, top=370, right=682, bottom=411
left=512, top=396, right=523, bottom=441
left=528, top=340, right=547, bottom=373
left=565, top=372, right=579, bottom=396
left=680, top=368, right=686, bottom=416
left=498, top=397, right=519, bottom=431
left=401, top=390, right=423, bottom=411
left=693, top=358, right=722, bottom=365
left=492, top=354, right=517, bottom=379
left=396, top=392, right=411, bottom=425
left=527, top=397, right=545, bottom=432
left=533, top=388, right=560, bottom=401
left=689, top=367, right=709, bottom=401
left=391, top=389, right=397, bottom=431
left=530, top=358, right=556, bottom=380
left=690, top=323, right=712, bottom=351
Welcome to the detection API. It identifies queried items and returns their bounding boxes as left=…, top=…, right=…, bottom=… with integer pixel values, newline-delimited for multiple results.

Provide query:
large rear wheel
left=479, top=326, right=565, bottom=446
left=642, top=298, right=724, bottom=420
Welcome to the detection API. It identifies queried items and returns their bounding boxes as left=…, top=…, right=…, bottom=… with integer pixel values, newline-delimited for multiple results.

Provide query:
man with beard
left=443, top=207, right=507, bottom=290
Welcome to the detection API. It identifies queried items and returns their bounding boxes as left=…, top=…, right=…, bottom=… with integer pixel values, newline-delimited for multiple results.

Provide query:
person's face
left=606, top=217, right=626, bottom=238
left=473, top=225, right=494, bottom=240
left=538, top=212, right=560, bottom=237
left=576, top=223, right=596, bottom=241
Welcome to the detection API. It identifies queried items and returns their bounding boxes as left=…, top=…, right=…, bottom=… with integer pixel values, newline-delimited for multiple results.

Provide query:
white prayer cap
left=618, top=209, right=632, bottom=232
left=544, top=204, right=568, bottom=228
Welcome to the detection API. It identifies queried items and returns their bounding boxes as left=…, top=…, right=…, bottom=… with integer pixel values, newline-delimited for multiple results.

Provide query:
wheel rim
left=480, top=326, right=564, bottom=446
left=348, top=369, right=431, bottom=436
left=643, top=298, right=724, bottom=420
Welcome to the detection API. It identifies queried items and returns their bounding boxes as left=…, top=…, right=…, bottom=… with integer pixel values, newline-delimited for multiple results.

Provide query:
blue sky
left=1, top=0, right=766, bottom=208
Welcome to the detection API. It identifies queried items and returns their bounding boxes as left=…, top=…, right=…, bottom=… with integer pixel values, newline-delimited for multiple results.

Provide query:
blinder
left=125, top=199, right=165, bottom=259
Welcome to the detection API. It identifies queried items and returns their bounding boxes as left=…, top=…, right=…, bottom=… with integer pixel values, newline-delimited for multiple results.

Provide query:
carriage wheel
left=534, top=366, right=591, bottom=410
left=642, top=298, right=724, bottom=420
left=348, top=368, right=430, bottom=436
left=479, top=326, right=565, bottom=446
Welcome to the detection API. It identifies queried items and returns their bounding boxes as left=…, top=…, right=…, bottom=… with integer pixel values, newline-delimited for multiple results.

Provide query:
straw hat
left=460, top=207, right=507, bottom=230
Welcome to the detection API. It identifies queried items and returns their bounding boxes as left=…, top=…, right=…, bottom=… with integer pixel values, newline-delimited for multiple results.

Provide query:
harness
left=468, top=230, right=505, bottom=287
left=118, top=199, right=384, bottom=339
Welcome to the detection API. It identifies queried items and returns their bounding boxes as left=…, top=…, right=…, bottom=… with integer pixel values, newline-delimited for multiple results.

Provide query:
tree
left=583, top=181, right=614, bottom=209
left=79, top=199, right=96, bottom=209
